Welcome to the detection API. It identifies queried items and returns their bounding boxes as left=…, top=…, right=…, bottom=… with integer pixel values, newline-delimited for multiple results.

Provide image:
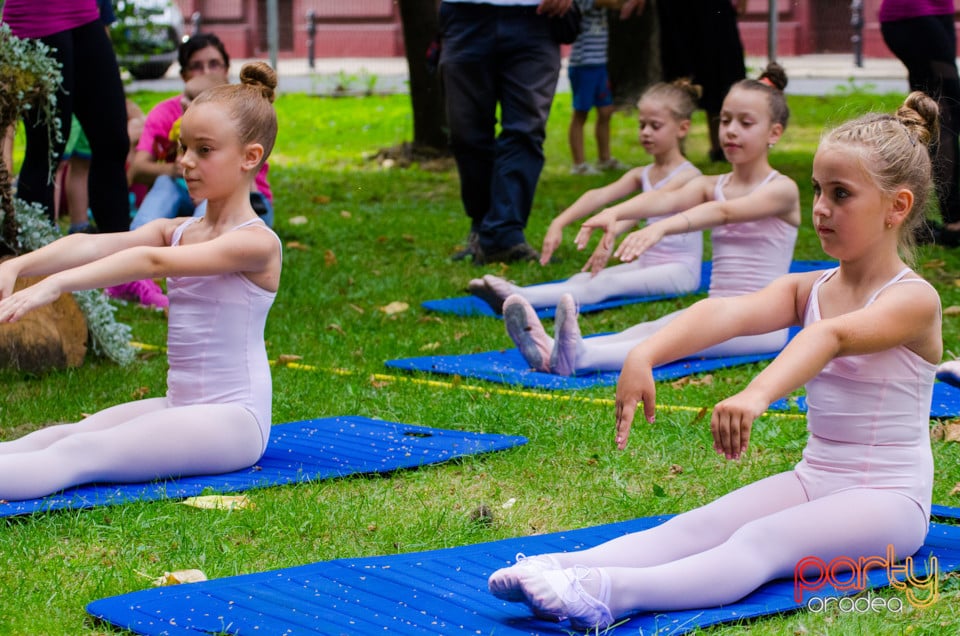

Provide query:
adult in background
left=880, top=0, right=960, bottom=246
left=1, top=0, right=131, bottom=233
left=441, top=0, right=573, bottom=265
left=657, top=0, right=747, bottom=163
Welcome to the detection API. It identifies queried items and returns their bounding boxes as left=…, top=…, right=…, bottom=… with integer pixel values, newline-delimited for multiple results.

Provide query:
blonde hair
left=637, top=79, right=702, bottom=153
left=820, top=91, right=939, bottom=265
left=191, top=61, right=278, bottom=165
left=730, top=61, right=790, bottom=129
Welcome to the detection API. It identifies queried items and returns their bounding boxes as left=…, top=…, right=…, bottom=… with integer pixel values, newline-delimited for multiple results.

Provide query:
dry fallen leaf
left=285, top=241, right=310, bottom=251
left=131, top=386, right=150, bottom=399
left=289, top=215, right=308, bottom=225
left=924, top=258, right=946, bottom=269
left=327, top=323, right=345, bottom=334
left=312, top=194, right=331, bottom=204
left=180, top=495, right=253, bottom=511
left=931, top=421, right=960, bottom=442
left=419, top=342, right=441, bottom=351
left=324, top=249, right=337, bottom=266
left=951, top=482, right=960, bottom=497
left=945, top=305, right=960, bottom=316
left=380, top=301, right=409, bottom=315
left=348, top=304, right=365, bottom=314
left=153, top=569, right=208, bottom=586
left=275, top=354, right=303, bottom=367
left=340, top=210, right=352, bottom=218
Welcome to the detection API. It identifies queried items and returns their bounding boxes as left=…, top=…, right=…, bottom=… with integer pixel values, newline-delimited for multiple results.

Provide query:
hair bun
left=758, top=61, right=788, bottom=91
left=897, top=91, right=939, bottom=149
left=239, top=61, right=277, bottom=103
left=671, top=77, right=703, bottom=100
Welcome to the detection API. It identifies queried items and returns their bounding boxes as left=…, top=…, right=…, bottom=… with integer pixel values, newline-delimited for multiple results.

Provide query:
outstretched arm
left=0, top=223, right=279, bottom=322
left=541, top=168, right=646, bottom=264
left=615, top=272, right=808, bottom=449
left=615, top=175, right=800, bottom=262
left=574, top=174, right=714, bottom=251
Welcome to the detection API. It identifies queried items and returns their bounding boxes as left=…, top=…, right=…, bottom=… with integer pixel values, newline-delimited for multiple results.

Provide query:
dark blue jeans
left=439, top=2, right=561, bottom=251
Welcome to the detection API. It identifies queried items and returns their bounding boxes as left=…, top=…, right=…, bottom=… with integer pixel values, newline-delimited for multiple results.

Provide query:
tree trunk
left=0, top=270, right=88, bottom=373
left=606, top=0, right=661, bottom=108
left=397, top=0, right=449, bottom=154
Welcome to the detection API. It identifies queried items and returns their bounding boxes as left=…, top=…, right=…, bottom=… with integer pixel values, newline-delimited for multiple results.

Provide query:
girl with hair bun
left=488, top=92, right=942, bottom=632
left=0, top=62, right=283, bottom=501
left=500, top=63, right=802, bottom=376
left=469, top=79, right=703, bottom=313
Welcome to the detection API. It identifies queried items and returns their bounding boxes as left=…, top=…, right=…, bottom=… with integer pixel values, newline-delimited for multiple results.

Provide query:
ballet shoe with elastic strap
left=520, top=565, right=614, bottom=630
left=551, top=293, right=582, bottom=377
left=503, top=294, right=553, bottom=373
left=488, top=553, right=561, bottom=603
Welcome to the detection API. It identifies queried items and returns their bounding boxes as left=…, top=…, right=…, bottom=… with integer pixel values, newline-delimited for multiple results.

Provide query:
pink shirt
left=636, top=161, right=704, bottom=278
left=879, top=0, right=955, bottom=21
left=795, top=268, right=937, bottom=520
left=2, top=0, right=98, bottom=38
left=139, top=95, right=274, bottom=202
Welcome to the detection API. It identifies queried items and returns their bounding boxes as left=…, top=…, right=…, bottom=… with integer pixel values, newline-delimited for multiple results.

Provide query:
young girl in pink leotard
left=0, top=62, right=282, bottom=501
left=502, top=63, right=801, bottom=376
left=468, top=80, right=703, bottom=313
left=489, top=92, right=942, bottom=631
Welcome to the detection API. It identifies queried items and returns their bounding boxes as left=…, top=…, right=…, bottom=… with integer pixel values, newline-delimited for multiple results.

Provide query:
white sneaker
left=570, top=162, right=601, bottom=175
left=597, top=157, right=628, bottom=171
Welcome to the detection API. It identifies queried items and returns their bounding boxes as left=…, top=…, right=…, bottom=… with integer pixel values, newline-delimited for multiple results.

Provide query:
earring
left=885, top=222, right=893, bottom=229
left=768, top=143, right=774, bottom=149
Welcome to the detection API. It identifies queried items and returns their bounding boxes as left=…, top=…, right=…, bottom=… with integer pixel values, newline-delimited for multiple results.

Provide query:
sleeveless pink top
left=637, top=161, right=704, bottom=276
left=709, top=171, right=798, bottom=297
left=165, top=218, right=280, bottom=442
left=794, top=268, right=938, bottom=519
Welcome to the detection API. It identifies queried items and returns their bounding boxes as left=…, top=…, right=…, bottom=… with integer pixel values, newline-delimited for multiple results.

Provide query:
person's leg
left=595, top=105, right=614, bottom=164
left=16, top=29, right=75, bottom=220
left=881, top=16, right=960, bottom=230
left=0, top=399, right=264, bottom=501
left=479, top=9, right=561, bottom=253
left=569, top=109, right=589, bottom=167
left=71, top=20, right=130, bottom=233
left=130, top=175, right=192, bottom=229
left=66, top=156, right=91, bottom=230
left=439, top=2, right=497, bottom=241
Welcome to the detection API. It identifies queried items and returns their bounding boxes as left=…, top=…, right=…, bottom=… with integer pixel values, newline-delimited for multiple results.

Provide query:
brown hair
left=639, top=78, right=703, bottom=122
left=191, top=61, right=278, bottom=165
left=820, top=91, right=938, bottom=265
left=730, top=62, right=790, bottom=129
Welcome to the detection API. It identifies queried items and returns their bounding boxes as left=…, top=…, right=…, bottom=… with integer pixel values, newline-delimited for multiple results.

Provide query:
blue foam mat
left=0, top=416, right=526, bottom=517
left=424, top=260, right=836, bottom=318
left=387, top=345, right=783, bottom=390
left=770, top=381, right=960, bottom=419
left=87, top=510, right=960, bottom=635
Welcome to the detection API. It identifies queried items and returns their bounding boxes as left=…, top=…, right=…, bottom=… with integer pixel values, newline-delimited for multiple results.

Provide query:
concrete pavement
left=127, top=53, right=915, bottom=97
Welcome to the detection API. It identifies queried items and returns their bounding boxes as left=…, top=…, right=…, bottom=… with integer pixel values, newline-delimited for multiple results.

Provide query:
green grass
left=2, top=88, right=960, bottom=635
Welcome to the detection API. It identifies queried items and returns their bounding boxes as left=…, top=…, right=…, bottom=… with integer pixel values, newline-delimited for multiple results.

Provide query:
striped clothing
left=569, top=0, right=608, bottom=67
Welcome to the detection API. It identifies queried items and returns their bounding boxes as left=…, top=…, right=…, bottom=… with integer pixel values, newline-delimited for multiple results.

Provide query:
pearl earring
left=885, top=222, right=893, bottom=229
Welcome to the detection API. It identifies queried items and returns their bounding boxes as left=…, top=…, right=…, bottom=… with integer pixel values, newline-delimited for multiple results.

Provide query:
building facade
left=173, top=0, right=955, bottom=60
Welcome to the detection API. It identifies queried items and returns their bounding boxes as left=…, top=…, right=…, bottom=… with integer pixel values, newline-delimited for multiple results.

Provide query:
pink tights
left=547, top=471, right=927, bottom=616
left=0, top=398, right=265, bottom=501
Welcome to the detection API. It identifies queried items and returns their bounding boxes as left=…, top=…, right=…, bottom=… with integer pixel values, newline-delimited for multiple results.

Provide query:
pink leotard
left=709, top=171, right=798, bottom=298
left=635, top=161, right=703, bottom=274
left=794, top=267, right=937, bottom=521
left=165, top=218, right=280, bottom=446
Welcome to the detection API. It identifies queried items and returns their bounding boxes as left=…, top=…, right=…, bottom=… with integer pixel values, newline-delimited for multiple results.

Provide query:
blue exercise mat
left=0, top=416, right=526, bottom=518
left=425, top=260, right=836, bottom=318
left=87, top=510, right=960, bottom=636
left=769, top=381, right=960, bottom=419
left=386, top=345, right=783, bottom=390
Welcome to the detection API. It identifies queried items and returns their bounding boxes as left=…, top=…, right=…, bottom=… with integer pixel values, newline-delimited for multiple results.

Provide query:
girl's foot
left=503, top=294, right=553, bottom=373
left=551, top=293, right=582, bottom=377
left=467, top=275, right=517, bottom=313
left=519, top=566, right=613, bottom=630
left=937, top=360, right=960, bottom=388
left=488, top=553, right=561, bottom=603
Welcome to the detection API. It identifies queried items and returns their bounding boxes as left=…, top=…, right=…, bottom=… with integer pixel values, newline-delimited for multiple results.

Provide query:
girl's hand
left=614, top=349, right=657, bottom=449
left=575, top=210, right=617, bottom=250
left=540, top=222, right=564, bottom=266
left=0, top=262, right=17, bottom=300
left=580, top=234, right=614, bottom=276
left=709, top=391, right=768, bottom=460
left=614, top=224, right=664, bottom=262
left=0, top=278, right=61, bottom=323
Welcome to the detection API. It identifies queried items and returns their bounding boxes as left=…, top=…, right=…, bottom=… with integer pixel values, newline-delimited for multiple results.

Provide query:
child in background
left=501, top=63, right=800, bottom=376
left=567, top=0, right=644, bottom=175
left=0, top=62, right=282, bottom=502
left=469, top=79, right=702, bottom=313
left=489, top=91, right=941, bottom=633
